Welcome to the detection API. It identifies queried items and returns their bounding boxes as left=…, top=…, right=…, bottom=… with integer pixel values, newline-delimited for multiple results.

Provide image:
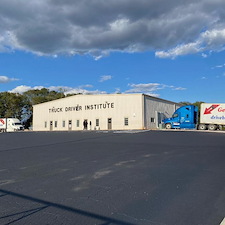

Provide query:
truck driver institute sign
left=48, top=102, right=115, bottom=113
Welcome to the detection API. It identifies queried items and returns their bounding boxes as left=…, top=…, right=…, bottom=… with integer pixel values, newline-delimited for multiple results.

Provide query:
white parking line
left=113, top=130, right=150, bottom=134
left=220, top=218, right=225, bottom=225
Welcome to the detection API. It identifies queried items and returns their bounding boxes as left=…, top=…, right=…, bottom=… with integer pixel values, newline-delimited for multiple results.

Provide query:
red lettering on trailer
left=218, top=107, right=225, bottom=112
left=0, top=119, right=5, bottom=124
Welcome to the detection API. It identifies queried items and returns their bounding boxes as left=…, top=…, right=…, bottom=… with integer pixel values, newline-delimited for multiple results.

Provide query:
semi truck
left=0, top=118, right=24, bottom=132
left=163, top=103, right=225, bottom=130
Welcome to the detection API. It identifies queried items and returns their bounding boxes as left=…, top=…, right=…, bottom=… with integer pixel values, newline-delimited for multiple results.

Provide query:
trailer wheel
left=165, top=123, right=172, bottom=129
left=198, top=124, right=206, bottom=130
left=208, top=124, right=217, bottom=131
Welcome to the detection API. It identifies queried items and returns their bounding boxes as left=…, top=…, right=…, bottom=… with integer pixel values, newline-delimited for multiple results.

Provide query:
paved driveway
left=0, top=130, right=225, bottom=225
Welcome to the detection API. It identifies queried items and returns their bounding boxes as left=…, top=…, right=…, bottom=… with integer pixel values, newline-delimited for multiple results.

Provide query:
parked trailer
left=0, top=118, right=24, bottom=132
left=198, top=103, right=225, bottom=130
left=162, top=103, right=225, bottom=130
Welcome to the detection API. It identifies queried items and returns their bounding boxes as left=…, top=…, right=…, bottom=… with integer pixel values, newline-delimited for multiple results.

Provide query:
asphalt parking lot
left=0, top=130, right=225, bottom=225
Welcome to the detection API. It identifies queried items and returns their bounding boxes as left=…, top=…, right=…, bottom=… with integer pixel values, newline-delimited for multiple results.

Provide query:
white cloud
left=114, top=88, right=121, bottom=94
left=64, top=88, right=106, bottom=95
left=215, top=63, right=225, bottom=68
left=10, top=85, right=41, bottom=93
left=126, top=83, right=162, bottom=93
left=9, top=82, right=186, bottom=97
left=156, top=28, right=225, bottom=59
left=78, top=84, right=93, bottom=88
left=99, top=75, right=112, bottom=82
left=125, top=82, right=186, bottom=96
left=156, top=42, right=202, bottom=59
left=0, top=1, right=225, bottom=57
left=9, top=85, right=105, bottom=95
left=109, top=18, right=130, bottom=32
left=201, top=29, right=225, bottom=50
left=0, top=75, right=18, bottom=83
left=172, top=87, right=187, bottom=91
left=201, top=53, right=208, bottom=58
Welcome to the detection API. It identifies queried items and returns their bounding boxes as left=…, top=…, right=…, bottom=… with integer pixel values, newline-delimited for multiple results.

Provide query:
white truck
left=198, top=103, right=225, bottom=130
left=0, top=118, right=24, bottom=132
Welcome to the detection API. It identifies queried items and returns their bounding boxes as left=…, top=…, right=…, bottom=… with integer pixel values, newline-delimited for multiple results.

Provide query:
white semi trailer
left=198, top=103, right=225, bottom=130
left=0, top=118, right=24, bottom=132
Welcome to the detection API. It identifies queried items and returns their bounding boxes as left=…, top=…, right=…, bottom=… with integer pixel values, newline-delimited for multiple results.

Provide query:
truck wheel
left=198, top=124, right=206, bottom=130
left=208, top=124, right=217, bottom=131
left=165, top=123, right=172, bottom=129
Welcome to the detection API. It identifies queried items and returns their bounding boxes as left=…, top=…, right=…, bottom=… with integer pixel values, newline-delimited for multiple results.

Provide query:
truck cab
left=9, top=118, right=24, bottom=131
left=0, top=118, right=24, bottom=132
left=163, top=105, right=198, bottom=129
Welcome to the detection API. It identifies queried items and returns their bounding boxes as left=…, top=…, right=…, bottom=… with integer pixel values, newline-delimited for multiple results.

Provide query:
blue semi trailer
left=163, top=105, right=198, bottom=129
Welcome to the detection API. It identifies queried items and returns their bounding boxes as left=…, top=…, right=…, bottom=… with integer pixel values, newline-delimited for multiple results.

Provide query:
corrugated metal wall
left=144, top=95, right=180, bottom=129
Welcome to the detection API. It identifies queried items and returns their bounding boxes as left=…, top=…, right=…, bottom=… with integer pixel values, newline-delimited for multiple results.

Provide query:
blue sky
left=0, top=0, right=225, bottom=103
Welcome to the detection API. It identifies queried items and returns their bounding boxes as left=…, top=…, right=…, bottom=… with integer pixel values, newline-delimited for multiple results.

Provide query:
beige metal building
left=33, top=93, right=180, bottom=131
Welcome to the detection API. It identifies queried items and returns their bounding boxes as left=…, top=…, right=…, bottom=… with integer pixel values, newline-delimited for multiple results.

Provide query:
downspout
left=142, top=94, right=146, bottom=129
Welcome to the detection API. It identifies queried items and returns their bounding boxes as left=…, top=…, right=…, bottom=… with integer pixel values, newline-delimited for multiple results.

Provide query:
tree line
left=0, top=89, right=67, bottom=128
left=0, top=89, right=204, bottom=129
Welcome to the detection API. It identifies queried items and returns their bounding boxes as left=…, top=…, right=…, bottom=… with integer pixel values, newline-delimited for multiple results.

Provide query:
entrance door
left=156, top=112, right=162, bottom=128
left=50, top=121, right=53, bottom=131
left=108, top=118, right=112, bottom=130
left=83, top=119, right=88, bottom=130
left=156, top=112, right=165, bottom=129
left=68, top=120, right=72, bottom=130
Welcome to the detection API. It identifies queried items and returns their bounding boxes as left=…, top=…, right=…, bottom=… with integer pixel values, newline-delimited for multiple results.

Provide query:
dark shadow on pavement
left=0, top=189, right=136, bottom=225
left=1, top=206, right=48, bottom=225
left=0, top=194, right=7, bottom=198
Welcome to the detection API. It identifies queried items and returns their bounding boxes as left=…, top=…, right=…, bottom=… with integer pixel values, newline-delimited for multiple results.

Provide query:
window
left=44, top=121, right=47, bottom=128
left=172, top=113, right=178, bottom=118
left=55, top=121, right=58, bottom=128
left=124, top=118, right=129, bottom=126
left=62, top=121, right=65, bottom=127
left=151, top=117, right=155, bottom=123
left=76, top=120, right=80, bottom=127
left=96, top=119, right=99, bottom=127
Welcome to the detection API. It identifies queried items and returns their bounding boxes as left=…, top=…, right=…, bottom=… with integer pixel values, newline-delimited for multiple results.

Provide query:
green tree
left=22, top=88, right=65, bottom=128
left=179, top=101, right=192, bottom=105
left=0, top=92, right=26, bottom=119
left=192, top=101, right=204, bottom=109
left=23, top=88, right=65, bottom=105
